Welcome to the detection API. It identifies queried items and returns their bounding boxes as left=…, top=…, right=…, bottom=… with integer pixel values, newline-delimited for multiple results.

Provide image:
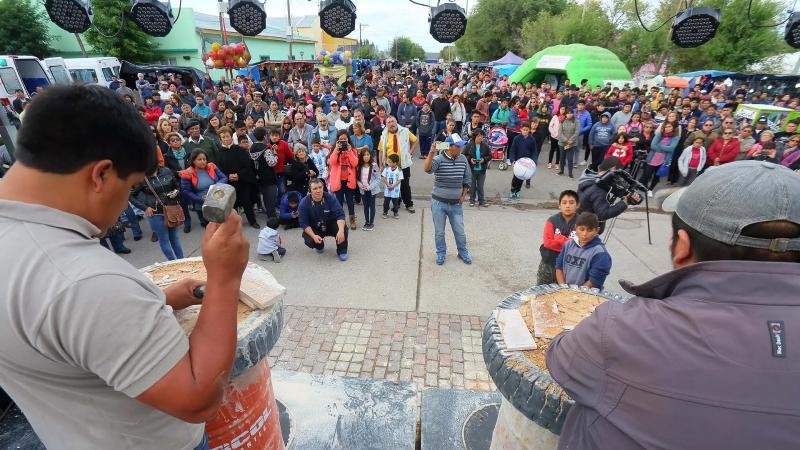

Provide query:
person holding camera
left=328, top=130, right=360, bottom=230
left=577, top=156, right=641, bottom=234
left=298, top=178, right=349, bottom=261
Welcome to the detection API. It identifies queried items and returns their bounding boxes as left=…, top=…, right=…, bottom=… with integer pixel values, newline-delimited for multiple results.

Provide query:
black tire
left=482, top=284, right=624, bottom=435
left=231, top=297, right=284, bottom=379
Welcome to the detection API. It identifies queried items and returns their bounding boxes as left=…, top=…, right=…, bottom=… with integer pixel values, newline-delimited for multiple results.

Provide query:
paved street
left=120, top=149, right=676, bottom=393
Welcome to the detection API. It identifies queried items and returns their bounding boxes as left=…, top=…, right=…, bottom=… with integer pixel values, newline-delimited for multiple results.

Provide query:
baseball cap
left=330, top=101, right=338, bottom=106
left=445, top=133, right=467, bottom=147
left=340, top=106, right=349, bottom=111
left=663, top=161, right=800, bottom=251
left=758, top=117, right=767, bottom=123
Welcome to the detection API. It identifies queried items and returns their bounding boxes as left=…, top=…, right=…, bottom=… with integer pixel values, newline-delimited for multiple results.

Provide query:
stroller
left=487, top=126, right=509, bottom=170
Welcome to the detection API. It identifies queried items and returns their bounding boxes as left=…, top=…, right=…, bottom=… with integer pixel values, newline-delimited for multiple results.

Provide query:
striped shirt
left=431, top=152, right=471, bottom=203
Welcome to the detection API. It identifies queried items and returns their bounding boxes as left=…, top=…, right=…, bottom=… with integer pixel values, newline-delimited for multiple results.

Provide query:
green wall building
left=46, top=8, right=317, bottom=76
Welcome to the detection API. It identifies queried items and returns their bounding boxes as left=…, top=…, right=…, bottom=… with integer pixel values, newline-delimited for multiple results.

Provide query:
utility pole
left=359, top=23, right=368, bottom=46
left=286, top=0, right=294, bottom=60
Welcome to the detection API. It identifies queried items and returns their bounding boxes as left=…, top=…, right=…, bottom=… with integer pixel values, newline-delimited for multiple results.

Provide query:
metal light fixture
left=131, top=0, right=174, bottom=37
left=228, top=0, right=266, bottom=36
left=319, top=0, right=356, bottom=38
left=671, top=7, right=720, bottom=48
left=429, top=3, right=467, bottom=43
left=785, top=12, right=800, bottom=48
left=45, top=0, right=93, bottom=33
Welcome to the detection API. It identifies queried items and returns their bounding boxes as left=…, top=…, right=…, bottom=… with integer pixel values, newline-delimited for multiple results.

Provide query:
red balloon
left=213, top=59, right=225, bottom=68
left=224, top=57, right=235, bottom=68
left=218, top=47, right=227, bottom=57
left=208, top=50, right=218, bottom=60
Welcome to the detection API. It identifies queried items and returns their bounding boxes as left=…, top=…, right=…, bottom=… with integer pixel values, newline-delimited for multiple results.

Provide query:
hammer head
left=202, top=184, right=237, bottom=223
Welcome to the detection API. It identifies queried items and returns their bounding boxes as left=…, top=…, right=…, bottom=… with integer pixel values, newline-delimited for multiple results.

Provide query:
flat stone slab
left=421, top=388, right=502, bottom=450
left=272, top=370, right=417, bottom=450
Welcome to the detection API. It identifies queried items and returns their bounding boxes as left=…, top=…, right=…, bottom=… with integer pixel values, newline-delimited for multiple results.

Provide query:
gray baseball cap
left=663, top=161, right=800, bottom=251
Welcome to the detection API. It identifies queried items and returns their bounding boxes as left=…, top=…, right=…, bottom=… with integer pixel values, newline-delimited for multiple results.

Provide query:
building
left=46, top=8, right=318, bottom=76
left=267, top=16, right=358, bottom=54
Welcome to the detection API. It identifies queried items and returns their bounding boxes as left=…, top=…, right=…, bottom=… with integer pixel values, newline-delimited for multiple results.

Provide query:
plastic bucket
left=206, top=360, right=284, bottom=450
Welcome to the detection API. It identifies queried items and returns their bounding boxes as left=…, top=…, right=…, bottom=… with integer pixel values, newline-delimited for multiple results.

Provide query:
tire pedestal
left=143, top=258, right=286, bottom=450
left=482, top=285, right=622, bottom=450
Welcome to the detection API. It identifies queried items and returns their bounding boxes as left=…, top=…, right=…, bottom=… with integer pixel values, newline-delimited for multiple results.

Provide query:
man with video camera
left=577, top=156, right=642, bottom=233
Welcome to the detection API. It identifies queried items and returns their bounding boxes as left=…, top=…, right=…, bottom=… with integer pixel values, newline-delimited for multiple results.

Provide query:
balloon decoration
left=316, top=49, right=353, bottom=65
left=203, top=42, right=252, bottom=70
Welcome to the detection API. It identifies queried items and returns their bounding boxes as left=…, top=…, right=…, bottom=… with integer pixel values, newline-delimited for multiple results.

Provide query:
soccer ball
left=513, top=158, right=536, bottom=180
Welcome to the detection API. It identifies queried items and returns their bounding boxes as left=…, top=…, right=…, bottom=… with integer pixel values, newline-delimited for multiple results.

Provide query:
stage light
left=429, top=3, right=467, bottom=44
left=131, top=0, right=174, bottom=37
left=785, top=12, right=800, bottom=48
left=319, top=0, right=356, bottom=38
left=228, top=0, right=266, bottom=36
left=45, top=0, right=93, bottom=33
left=671, top=7, right=720, bottom=48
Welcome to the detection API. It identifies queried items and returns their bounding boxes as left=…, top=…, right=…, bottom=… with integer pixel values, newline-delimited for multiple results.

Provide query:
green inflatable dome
left=509, top=44, right=632, bottom=88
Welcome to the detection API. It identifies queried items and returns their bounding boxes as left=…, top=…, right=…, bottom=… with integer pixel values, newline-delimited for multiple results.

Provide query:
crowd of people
left=6, top=60, right=799, bottom=262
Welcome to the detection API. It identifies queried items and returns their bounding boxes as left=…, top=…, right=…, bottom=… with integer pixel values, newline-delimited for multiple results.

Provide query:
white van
left=43, top=57, right=73, bottom=85
left=64, top=57, right=121, bottom=87
left=0, top=55, right=53, bottom=102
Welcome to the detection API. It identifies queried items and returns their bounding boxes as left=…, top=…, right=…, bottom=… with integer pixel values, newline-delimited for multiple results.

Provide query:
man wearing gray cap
left=547, top=160, right=800, bottom=449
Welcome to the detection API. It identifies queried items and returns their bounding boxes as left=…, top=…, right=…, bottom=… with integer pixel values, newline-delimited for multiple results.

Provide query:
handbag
left=656, top=162, right=670, bottom=178
left=145, top=177, right=185, bottom=228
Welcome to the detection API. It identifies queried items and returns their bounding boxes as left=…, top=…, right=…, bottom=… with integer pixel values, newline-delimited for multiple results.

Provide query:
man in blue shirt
left=298, top=178, right=349, bottom=261
left=192, top=96, right=212, bottom=120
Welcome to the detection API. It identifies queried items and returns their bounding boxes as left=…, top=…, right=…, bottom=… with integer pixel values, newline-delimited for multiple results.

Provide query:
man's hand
left=625, top=192, right=642, bottom=204
left=312, top=234, right=323, bottom=244
left=336, top=230, right=345, bottom=244
left=291, top=211, right=298, bottom=218
left=145, top=207, right=155, bottom=217
left=164, top=278, right=204, bottom=310
left=202, top=213, right=249, bottom=288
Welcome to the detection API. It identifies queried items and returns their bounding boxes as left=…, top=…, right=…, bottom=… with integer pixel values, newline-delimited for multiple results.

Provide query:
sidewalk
left=267, top=305, right=496, bottom=392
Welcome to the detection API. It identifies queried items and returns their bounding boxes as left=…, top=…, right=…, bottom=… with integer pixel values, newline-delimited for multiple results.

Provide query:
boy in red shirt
left=537, top=190, right=579, bottom=285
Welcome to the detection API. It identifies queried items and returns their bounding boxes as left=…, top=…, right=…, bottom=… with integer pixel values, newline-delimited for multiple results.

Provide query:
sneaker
left=271, top=250, right=282, bottom=263
left=393, top=212, right=399, bottom=219
left=647, top=190, right=654, bottom=198
left=250, top=222, right=261, bottom=229
left=150, top=232, right=159, bottom=242
left=579, top=160, right=587, bottom=166
left=365, top=224, right=375, bottom=231
left=525, top=183, right=531, bottom=189
left=316, top=248, right=325, bottom=254
left=338, top=253, right=349, bottom=261
left=133, top=235, right=143, bottom=242
left=507, top=192, right=515, bottom=202
left=183, top=224, right=191, bottom=234
left=458, top=253, right=472, bottom=265
left=406, top=206, right=416, bottom=214
left=114, top=246, right=132, bottom=255
left=547, top=163, right=552, bottom=169
left=382, top=213, right=389, bottom=219
left=436, top=254, right=445, bottom=265
left=469, top=201, right=475, bottom=207
left=481, top=203, right=488, bottom=208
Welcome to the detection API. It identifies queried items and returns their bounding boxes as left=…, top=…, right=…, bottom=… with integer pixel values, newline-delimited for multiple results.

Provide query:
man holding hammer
left=0, top=85, right=249, bottom=449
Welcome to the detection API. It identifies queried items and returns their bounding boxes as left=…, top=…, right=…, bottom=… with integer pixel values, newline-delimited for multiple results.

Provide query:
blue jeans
left=193, top=432, right=209, bottom=450
left=124, top=205, right=143, bottom=238
left=147, top=215, right=184, bottom=260
left=276, top=174, right=286, bottom=206
left=99, top=233, right=125, bottom=252
left=419, top=134, right=433, bottom=157
left=362, top=190, right=376, bottom=225
left=433, top=120, right=446, bottom=138
left=335, top=186, right=355, bottom=216
left=431, top=199, right=468, bottom=258
left=179, top=195, right=192, bottom=228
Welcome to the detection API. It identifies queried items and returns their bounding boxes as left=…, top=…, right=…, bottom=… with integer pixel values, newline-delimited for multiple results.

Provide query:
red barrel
left=206, top=360, right=284, bottom=450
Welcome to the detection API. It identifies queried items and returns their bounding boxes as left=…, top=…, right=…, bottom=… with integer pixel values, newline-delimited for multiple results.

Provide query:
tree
left=440, top=46, right=457, bottom=62
left=355, top=40, right=380, bottom=60
left=455, top=0, right=567, bottom=61
left=0, top=0, right=53, bottom=58
left=84, top=0, right=157, bottom=62
left=520, top=1, right=615, bottom=57
left=388, top=37, right=425, bottom=62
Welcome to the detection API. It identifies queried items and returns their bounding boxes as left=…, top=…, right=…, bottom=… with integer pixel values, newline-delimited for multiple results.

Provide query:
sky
left=180, top=0, right=452, bottom=53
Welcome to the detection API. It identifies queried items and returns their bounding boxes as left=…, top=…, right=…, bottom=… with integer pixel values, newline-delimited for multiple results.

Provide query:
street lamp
left=130, top=0, right=174, bottom=37
left=228, top=0, right=266, bottom=36
left=45, top=0, right=93, bottom=33
left=319, top=0, right=357, bottom=38
left=429, top=2, right=467, bottom=43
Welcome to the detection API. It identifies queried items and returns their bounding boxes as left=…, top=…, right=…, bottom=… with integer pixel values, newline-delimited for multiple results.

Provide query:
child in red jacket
left=606, top=133, right=634, bottom=168
left=537, top=190, right=579, bottom=285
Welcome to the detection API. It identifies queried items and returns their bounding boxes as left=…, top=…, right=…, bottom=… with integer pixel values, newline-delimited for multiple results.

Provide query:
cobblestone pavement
left=267, top=305, right=497, bottom=392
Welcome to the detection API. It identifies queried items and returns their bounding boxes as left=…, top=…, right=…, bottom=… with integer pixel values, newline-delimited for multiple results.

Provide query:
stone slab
left=421, top=388, right=502, bottom=450
left=272, top=370, right=417, bottom=450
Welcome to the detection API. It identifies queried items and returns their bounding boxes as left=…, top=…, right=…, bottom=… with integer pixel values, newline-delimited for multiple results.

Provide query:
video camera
left=596, top=169, right=646, bottom=205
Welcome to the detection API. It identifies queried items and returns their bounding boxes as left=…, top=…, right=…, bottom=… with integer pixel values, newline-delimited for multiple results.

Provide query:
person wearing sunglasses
left=707, top=128, right=741, bottom=168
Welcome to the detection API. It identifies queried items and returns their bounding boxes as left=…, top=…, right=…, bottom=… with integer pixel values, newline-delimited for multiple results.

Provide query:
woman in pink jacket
left=328, top=130, right=360, bottom=230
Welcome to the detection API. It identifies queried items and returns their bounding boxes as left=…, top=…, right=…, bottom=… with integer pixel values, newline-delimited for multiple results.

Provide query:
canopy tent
left=664, top=76, right=689, bottom=88
left=491, top=51, right=525, bottom=66
left=509, top=44, right=632, bottom=88
left=494, top=64, right=520, bottom=77
left=671, top=70, right=736, bottom=78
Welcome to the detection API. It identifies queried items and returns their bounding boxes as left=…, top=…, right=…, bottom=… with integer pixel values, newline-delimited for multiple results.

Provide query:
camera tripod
left=603, top=173, right=653, bottom=246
